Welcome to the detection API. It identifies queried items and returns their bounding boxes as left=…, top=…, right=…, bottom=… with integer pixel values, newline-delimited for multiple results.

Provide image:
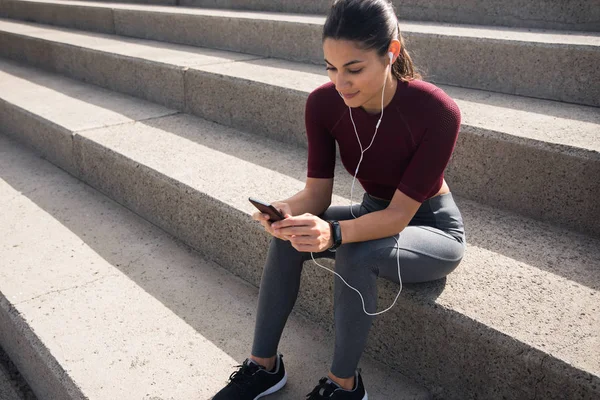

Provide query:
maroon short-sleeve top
left=305, top=80, right=461, bottom=203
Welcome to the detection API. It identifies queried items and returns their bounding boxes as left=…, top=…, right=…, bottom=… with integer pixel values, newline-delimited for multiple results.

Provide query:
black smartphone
left=248, top=197, right=285, bottom=222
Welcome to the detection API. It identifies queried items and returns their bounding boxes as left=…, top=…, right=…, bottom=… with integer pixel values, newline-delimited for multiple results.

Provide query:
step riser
left=0, top=0, right=115, bottom=34
left=447, top=128, right=600, bottom=237
left=184, top=70, right=310, bottom=147
left=409, top=36, right=599, bottom=108
left=180, top=0, right=600, bottom=32
left=114, top=11, right=324, bottom=70
left=118, top=8, right=600, bottom=107
left=1, top=32, right=597, bottom=236
left=0, top=98, right=76, bottom=176
left=0, top=297, right=84, bottom=400
left=2, top=4, right=599, bottom=107
left=0, top=32, right=186, bottom=110
left=2, top=105, right=597, bottom=399
left=119, top=16, right=600, bottom=108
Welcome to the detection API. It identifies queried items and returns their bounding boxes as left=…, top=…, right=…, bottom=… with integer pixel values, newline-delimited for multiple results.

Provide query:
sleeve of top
left=397, top=88, right=461, bottom=203
left=305, top=90, right=336, bottom=179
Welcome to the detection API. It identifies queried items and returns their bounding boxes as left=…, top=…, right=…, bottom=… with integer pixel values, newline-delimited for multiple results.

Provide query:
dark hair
left=323, top=0, right=421, bottom=82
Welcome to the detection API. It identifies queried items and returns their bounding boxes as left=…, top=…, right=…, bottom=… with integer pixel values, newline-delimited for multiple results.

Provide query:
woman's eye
left=325, top=67, right=363, bottom=74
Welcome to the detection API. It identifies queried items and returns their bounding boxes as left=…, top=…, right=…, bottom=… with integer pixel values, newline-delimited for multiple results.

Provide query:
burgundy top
left=305, top=80, right=461, bottom=203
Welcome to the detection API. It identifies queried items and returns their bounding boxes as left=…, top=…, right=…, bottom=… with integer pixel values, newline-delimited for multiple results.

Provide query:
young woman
left=214, top=0, right=466, bottom=399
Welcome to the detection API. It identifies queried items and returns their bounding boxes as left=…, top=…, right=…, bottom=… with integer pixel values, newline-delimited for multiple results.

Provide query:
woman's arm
left=272, top=188, right=420, bottom=252
left=338, top=189, right=420, bottom=244
left=277, top=177, right=334, bottom=217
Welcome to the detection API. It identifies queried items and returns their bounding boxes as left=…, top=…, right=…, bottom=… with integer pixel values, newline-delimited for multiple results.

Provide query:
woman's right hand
left=252, top=201, right=293, bottom=240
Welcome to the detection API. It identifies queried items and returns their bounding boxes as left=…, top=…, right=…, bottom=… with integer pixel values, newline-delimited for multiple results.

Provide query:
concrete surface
left=1, top=4, right=599, bottom=106
left=0, top=18, right=262, bottom=109
left=0, top=352, right=26, bottom=400
left=0, top=133, right=429, bottom=400
left=3, top=19, right=596, bottom=235
left=179, top=0, right=600, bottom=31
left=0, top=58, right=176, bottom=175
left=0, top=62, right=598, bottom=398
left=0, top=0, right=115, bottom=33
left=0, top=32, right=598, bottom=236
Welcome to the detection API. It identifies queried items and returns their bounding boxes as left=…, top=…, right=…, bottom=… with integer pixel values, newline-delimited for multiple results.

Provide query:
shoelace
left=228, top=361, right=261, bottom=387
left=306, top=377, right=337, bottom=399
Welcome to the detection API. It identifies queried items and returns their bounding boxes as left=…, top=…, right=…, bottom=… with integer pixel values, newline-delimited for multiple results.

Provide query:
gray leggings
left=251, top=193, right=466, bottom=378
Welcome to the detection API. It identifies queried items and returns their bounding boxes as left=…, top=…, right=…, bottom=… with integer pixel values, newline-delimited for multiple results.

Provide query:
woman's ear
left=387, top=39, right=402, bottom=63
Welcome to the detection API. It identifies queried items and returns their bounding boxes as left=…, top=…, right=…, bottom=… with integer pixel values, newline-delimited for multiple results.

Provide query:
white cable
left=309, top=59, right=403, bottom=316
left=310, top=236, right=402, bottom=316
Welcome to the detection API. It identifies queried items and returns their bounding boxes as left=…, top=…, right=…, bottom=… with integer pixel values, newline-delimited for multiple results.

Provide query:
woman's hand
left=271, top=214, right=333, bottom=252
left=252, top=201, right=293, bottom=241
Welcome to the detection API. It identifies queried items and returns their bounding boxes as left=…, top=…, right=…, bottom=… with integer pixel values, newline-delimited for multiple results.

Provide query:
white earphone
left=311, top=50, right=403, bottom=316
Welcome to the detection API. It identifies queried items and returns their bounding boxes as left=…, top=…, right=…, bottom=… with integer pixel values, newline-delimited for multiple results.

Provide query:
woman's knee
left=334, top=243, right=379, bottom=278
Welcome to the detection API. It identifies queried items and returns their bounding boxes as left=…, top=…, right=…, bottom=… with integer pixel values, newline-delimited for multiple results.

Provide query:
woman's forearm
left=281, top=188, right=331, bottom=217
left=339, top=208, right=411, bottom=244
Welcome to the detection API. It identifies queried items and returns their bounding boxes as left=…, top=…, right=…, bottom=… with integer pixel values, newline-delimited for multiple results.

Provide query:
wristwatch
left=327, top=220, right=342, bottom=252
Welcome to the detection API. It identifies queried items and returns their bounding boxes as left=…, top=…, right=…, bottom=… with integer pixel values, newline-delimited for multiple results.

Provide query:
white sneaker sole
left=254, top=371, right=288, bottom=400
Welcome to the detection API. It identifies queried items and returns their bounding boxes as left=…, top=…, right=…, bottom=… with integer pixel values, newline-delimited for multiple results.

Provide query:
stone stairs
left=0, top=0, right=598, bottom=399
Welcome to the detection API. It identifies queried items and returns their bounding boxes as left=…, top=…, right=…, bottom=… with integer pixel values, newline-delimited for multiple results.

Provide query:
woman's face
left=323, top=38, right=389, bottom=111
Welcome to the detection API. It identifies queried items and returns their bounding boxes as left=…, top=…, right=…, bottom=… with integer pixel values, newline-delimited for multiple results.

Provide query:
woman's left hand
left=271, top=214, right=333, bottom=252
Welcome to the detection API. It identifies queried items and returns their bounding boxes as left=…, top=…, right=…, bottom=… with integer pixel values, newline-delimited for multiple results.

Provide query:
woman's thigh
left=312, top=202, right=464, bottom=282
left=319, top=203, right=366, bottom=221
left=348, top=225, right=465, bottom=284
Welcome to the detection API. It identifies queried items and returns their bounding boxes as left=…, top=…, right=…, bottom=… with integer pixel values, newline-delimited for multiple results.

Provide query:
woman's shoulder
left=401, top=79, right=459, bottom=117
left=402, top=79, right=449, bottom=101
left=405, top=80, right=456, bottom=103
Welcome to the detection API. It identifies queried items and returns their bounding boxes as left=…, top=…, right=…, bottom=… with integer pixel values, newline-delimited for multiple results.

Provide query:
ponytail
left=391, top=34, right=421, bottom=82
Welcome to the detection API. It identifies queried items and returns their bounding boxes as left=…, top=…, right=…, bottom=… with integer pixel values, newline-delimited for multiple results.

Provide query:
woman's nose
left=335, top=77, right=351, bottom=92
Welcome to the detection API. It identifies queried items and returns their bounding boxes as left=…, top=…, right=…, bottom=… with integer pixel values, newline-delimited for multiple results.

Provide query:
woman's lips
left=341, top=91, right=359, bottom=100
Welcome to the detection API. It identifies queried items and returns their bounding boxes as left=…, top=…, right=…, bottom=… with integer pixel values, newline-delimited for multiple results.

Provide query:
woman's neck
left=360, top=75, right=398, bottom=115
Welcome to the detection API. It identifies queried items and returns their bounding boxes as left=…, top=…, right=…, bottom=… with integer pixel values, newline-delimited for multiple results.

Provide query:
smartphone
left=249, top=197, right=285, bottom=222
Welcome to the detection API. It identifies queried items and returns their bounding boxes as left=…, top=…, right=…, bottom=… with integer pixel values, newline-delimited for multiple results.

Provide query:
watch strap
left=328, top=220, right=342, bottom=251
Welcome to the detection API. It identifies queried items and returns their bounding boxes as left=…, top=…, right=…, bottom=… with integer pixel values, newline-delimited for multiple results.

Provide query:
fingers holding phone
left=249, top=198, right=292, bottom=240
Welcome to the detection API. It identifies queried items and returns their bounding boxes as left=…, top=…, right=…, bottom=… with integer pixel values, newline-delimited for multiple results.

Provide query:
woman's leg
left=329, top=225, right=465, bottom=379
left=250, top=203, right=363, bottom=364
left=251, top=238, right=312, bottom=361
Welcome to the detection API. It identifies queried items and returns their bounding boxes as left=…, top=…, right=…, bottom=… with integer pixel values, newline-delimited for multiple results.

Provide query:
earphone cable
left=309, top=57, right=403, bottom=316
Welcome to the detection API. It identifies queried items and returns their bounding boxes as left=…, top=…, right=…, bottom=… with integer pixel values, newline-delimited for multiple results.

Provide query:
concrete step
left=0, top=349, right=27, bottom=400
left=0, top=61, right=598, bottom=400
left=0, top=24, right=598, bottom=236
left=179, top=0, right=600, bottom=32
left=1, top=1, right=599, bottom=107
left=0, top=133, right=430, bottom=399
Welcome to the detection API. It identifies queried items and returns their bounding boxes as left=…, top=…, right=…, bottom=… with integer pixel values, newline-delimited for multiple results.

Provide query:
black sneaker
left=306, top=370, right=367, bottom=400
left=212, top=354, right=287, bottom=400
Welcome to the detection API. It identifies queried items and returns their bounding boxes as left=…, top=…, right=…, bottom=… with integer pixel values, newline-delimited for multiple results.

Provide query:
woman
left=214, top=0, right=465, bottom=399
